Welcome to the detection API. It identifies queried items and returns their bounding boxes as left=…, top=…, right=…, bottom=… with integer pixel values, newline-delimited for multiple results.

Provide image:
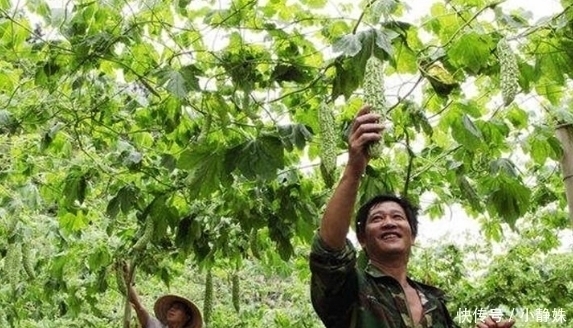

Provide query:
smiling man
left=309, top=106, right=514, bottom=328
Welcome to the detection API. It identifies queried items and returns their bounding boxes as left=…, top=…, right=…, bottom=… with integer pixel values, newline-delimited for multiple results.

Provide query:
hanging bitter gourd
left=231, top=272, right=240, bottom=313
left=318, top=101, right=337, bottom=180
left=497, top=37, right=519, bottom=106
left=363, top=55, right=387, bottom=158
left=6, top=215, right=18, bottom=238
left=203, top=269, right=213, bottom=325
left=133, top=218, right=154, bottom=251
left=21, top=242, right=35, bottom=279
left=197, top=112, right=212, bottom=142
left=5, top=242, right=22, bottom=290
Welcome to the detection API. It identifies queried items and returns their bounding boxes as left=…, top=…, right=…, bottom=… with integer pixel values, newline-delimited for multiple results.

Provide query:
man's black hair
left=355, top=194, right=419, bottom=238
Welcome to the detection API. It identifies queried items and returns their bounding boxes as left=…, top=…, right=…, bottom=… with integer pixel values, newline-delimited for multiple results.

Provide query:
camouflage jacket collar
left=363, top=262, right=449, bottom=301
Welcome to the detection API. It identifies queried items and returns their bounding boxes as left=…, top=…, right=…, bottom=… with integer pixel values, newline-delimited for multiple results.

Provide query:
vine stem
left=402, top=129, right=415, bottom=197
left=351, top=0, right=377, bottom=34
left=507, top=3, right=573, bottom=42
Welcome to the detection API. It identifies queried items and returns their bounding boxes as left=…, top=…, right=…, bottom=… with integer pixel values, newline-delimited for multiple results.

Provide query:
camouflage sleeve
left=309, top=232, right=358, bottom=326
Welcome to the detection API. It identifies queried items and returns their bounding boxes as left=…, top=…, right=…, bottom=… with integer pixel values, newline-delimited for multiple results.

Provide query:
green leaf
left=174, top=215, right=195, bottom=252
left=161, top=154, right=177, bottom=171
left=268, top=214, right=294, bottom=261
left=179, top=64, right=202, bottom=90
left=533, top=37, right=569, bottom=86
left=59, top=211, right=89, bottom=232
left=178, top=0, right=191, bottom=10
left=159, top=68, right=189, bottom=99
left=486, top=175, right=531, bottom=228
left=450, top=0, right=485, bottom=7
left=205, top=92, right=232, bottom=127
left=87, top=246, right=111, bottom=270
left=148, top=194, right=178, bottom=239
left=271, top=64, right=311, bottom=84
left=535, top=79, right=563, bottom=105
left=366, top=0, right=399, bottom=24
left=451, top=118, right=482, bottom=151
left=162, top=96, right=183, bottom=133
left=303, top=0, right=327, bottom=9
left=228, top=135, right=285, bottom=180
left=457, top=175, right=482, bottom=211
left=461, top=114, right=483, bottom=139
left=277, top=124, right=312, bottom=151
left=0, top=0, right=10, bottom=10
left=106, top=196, right=120, bottom=220
left=20, top=182, right=42, bottom=210
left=424, top=199, right=445, bottom=220
left=0, top=109, right=13, bottom=127
left=178, top=147, right=233, bottom=198
left=321, top=20, right=352, bottom=41
left=489, top=158, right=517, bottom=177
left=517, top=60, right=536, bottom=93
left=526, top=132, right=563, bottom=164
left=427, top=2, right=462, bottom=43
left=375, top=28, right=398, bottom=57
left=107, top=185, right=140, bottom=219
left=62, top=168, right=88, bottom=207
left=447, top=32, right=493, bottom=74
left=122, top=150, right=143, bottom=169
left=530, top=137, right=550, bottom=164
left=359, top=166, right=394, bottom=202
left=332, top=34, right=362, bottom=57
left=505, top=106, right=529, bottom=129
left=390, top=38, right=418, bottom=74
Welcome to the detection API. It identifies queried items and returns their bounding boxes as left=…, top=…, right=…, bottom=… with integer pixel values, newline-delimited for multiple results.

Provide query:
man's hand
left=119, top=260, right=131, bottom=285
left=476, top=316, right=515, bottom=328
left=118, top=260, right=138, bottom=303
left=346, top=105, right=385, bottom=177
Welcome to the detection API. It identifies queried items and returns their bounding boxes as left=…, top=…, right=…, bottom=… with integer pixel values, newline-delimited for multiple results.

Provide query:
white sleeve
left=146, top=317, right=165, bottom=328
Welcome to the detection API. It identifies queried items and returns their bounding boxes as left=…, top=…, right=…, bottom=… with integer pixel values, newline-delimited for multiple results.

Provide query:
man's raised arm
left=319, top=106, right=384, bottom=250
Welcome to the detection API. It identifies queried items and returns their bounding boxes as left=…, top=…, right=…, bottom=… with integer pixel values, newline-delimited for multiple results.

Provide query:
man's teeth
left=382, top=234, right=399, bottom=239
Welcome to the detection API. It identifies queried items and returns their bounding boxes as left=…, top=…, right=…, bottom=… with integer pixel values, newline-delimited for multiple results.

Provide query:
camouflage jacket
left=309, top=234, right=458, bottom=328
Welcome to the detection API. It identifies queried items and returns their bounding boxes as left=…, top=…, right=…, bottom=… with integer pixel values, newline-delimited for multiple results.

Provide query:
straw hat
left=154, top=294, right=203, bottom=328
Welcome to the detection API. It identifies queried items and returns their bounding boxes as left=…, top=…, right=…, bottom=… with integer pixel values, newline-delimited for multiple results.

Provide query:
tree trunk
left=555, top=123, right=573, bottom=229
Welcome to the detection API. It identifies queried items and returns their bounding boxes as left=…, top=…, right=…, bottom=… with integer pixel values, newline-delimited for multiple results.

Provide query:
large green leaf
left=484, top=174, right=531, bottom=228
left=227, top=135, right=285, bottom=181
left=447, top=32, right=493, bottom=74
left=106, top=184, right=140, bottom=219
left=177, top=146, right=233, bottom=199
left=61, top=167, right=89, bottom=208
left=332, top=34, right=362, bottom=57
left=451, top=117, right=483, bottom=151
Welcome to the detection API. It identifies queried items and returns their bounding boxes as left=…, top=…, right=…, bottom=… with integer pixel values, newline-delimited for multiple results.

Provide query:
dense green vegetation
left=0, top=0, right=572, bottom=326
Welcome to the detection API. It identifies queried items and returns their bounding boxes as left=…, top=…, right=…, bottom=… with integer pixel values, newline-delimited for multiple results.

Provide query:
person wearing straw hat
left=127, top=287, right=203, bottom=328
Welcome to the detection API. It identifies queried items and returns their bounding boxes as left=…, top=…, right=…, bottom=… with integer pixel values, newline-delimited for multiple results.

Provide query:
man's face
left=359, top=201, right=414, bottom=259
left=167, top=302, right=189, bottom=324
